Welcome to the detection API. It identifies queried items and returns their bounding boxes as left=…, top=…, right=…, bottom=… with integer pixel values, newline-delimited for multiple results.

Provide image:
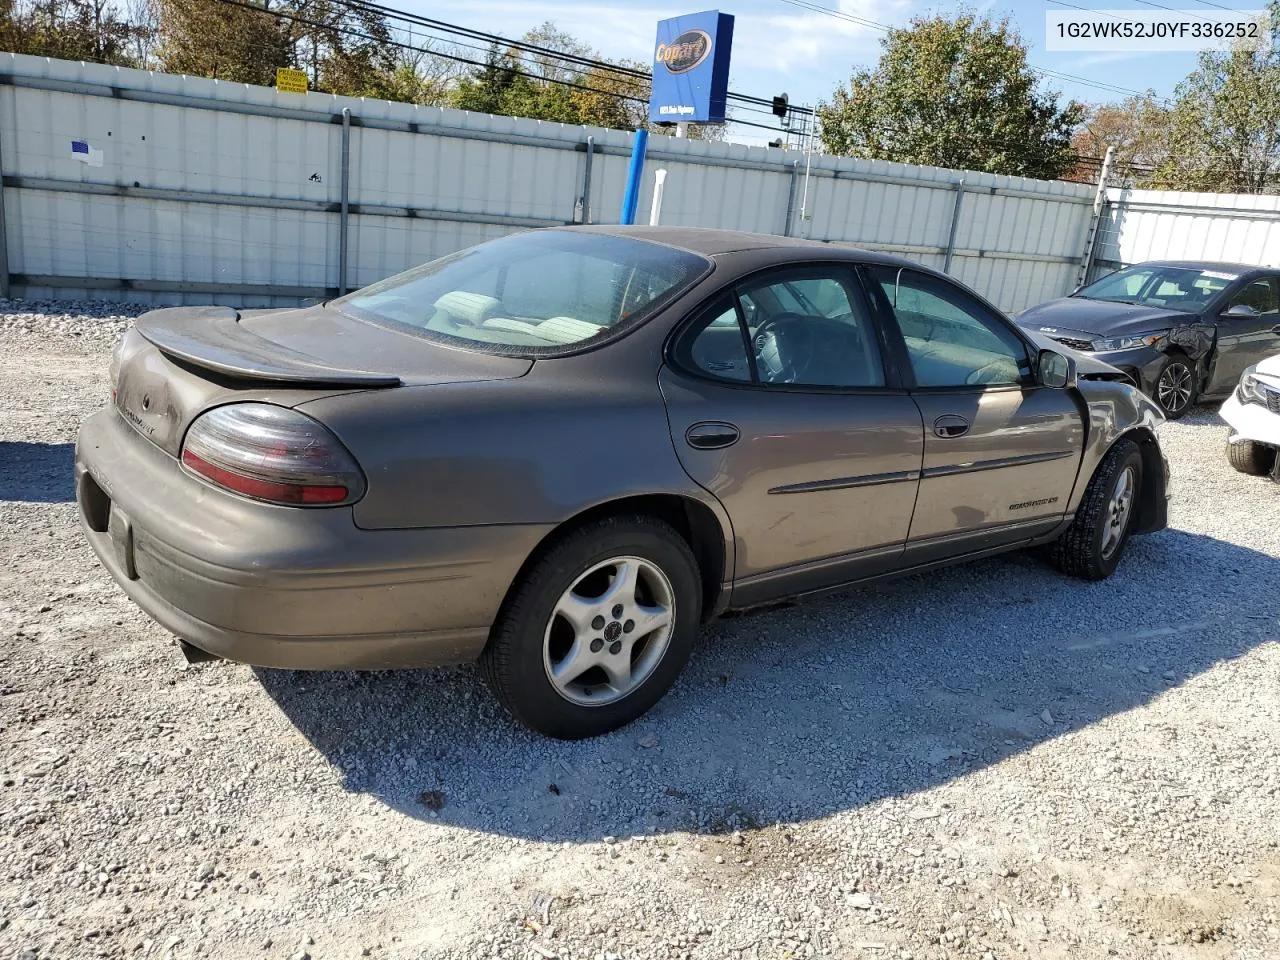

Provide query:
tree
left=1073, top=95, right=1170, bottom=170
left=448, top=25, right=723, bottom=136
left=350, top=46, right=460, bottom=107
left=452, top=31, right=637, bottom=129
left=1070, top=94, right=1172, bottom=185
left=154, top=0, right=399, bottom=95
left=452, top=43, right=524, bottom=115
left=520, top=20, right=592, bottom=85
left=1153, top=1, right=1280, bottom=194
left=2, top=0, right=149, bottom=66
left=287, top=0, right=394, bottom=94
left=154, top=0, right=289, bottom=85
left=818, top=13, right=1084, bottom=180
left=574, top=59, right=649, bottom=130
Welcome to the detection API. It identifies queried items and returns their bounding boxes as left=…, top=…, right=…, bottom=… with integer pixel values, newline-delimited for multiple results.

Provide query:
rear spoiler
left=136, top=307, right=401, bottom=387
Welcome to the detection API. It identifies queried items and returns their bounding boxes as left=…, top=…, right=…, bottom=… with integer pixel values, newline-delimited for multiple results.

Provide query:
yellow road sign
left=275, top=67, right=308, bottom=94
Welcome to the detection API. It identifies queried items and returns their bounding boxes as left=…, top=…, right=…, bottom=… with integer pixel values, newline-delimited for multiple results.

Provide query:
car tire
left=480, top=514, right=702, bottom=739
left=1050, top=438, right=1144, bottom=581
left=1151, top=353, right=1199, bottom=419
left=1226, top=432, right=1277, bottom=476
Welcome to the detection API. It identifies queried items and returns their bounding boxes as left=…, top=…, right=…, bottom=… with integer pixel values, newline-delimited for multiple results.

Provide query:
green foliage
left=1152, top=0, right=1280, bottom=193
left=452, top=44, right=524, bottom=115
left=453, top=36, right=644, bottom=130
left=153, top=0, right=288, bottom=86
left=449, top=33, right=720, bottom=137
left=1, top=0, right=150, bottom=66
left=818, top=12, right=1084, bottom=180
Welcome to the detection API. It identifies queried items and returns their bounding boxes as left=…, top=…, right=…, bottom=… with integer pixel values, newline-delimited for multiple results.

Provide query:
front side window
left=869, top=266, right=1029, bottom=387
left=675, top=269, right=886, bottom=389
left=1075, top=264, right=1237, bottom=313
left=336, top=231, right=710, bottom=354
left=1227, top=277, right=1280, bottom=316
left=741, top=273, right=885, bottom=387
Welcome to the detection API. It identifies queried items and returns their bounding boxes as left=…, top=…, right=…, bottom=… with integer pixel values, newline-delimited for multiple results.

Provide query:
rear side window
left=336, top=231, right=710, bottom=355
left=674, top=268, right=886, bottom=389
left=1228, top=277, right=1280, bottom=315
left=676, top=295, right=755, bottom=382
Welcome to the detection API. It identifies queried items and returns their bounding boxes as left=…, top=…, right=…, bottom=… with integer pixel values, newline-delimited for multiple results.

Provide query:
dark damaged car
left=1016, top=261, right=1280, bottom=418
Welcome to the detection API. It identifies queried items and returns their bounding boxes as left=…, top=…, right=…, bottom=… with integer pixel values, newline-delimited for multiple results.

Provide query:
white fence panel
left=1096, top=187, right=1280, bottom=277
left=0, top=52, right=1117, bottom=314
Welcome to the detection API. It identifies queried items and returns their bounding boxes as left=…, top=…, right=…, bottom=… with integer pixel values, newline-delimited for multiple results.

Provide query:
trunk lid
left=117, top=305, right=532, bottom=457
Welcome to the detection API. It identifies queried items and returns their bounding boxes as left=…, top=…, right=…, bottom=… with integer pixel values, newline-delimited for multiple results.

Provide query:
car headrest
left=434, top=291, right=500, bottom=326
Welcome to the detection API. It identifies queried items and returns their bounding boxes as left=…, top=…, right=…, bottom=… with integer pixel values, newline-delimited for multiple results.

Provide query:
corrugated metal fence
left=0, top=52, right=1126, bottom=312
left=1091, top=187, right=1280, bottom=281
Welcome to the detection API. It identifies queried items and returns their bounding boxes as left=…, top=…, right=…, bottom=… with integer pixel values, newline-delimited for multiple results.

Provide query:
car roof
left=557, top=225, right=919, bottom=268
left=1133, top=259, right=1271, bottom=275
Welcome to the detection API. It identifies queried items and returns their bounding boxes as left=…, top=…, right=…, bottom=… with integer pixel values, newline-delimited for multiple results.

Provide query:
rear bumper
left=1221, top=392, right=1280, bottom=447
left=75, top=408, right=552, bottom=669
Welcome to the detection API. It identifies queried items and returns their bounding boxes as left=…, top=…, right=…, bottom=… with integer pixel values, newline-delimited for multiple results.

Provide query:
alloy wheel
left=1156, top=362, right=1193, bottom=414
left=542, top=556, right=676, bottom=707
left=1101, top=465, right=1136, bottom=559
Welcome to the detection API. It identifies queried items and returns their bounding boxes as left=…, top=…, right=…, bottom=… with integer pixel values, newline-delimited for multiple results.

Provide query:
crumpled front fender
left=1068, top=380, right=1169, bottom=534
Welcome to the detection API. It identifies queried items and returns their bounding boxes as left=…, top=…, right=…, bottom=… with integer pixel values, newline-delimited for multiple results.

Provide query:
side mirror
left=1036, top=349, right=1076, bottom=389
left=1223, top=303, right=1261, bottom=318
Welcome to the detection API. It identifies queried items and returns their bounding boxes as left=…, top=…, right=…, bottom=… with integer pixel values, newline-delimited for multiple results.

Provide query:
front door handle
left=933, top=414, right=970, bottom=439
left=686, top=421, right=740, bottom=450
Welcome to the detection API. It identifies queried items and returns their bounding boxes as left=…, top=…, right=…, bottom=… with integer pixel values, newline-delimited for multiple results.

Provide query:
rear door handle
left=686, top=421, right=740, bottom=450
left=933, top=414, right=970, bottom=439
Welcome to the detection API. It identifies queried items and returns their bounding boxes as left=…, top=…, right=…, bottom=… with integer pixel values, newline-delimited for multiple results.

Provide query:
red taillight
left=180, top=403, right=365, bottom=507
left=181, top=449, right=350, bottom=504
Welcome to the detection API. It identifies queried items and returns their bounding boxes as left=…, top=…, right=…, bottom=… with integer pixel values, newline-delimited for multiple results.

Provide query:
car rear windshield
left=334, top=231, right=711, bottom=355
left=1075, top=264, right=1237, bottom=313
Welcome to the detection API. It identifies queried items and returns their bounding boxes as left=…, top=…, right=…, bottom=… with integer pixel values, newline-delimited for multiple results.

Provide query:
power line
left=1131, top=0, right=1217, bottom=22
left=225, top=0, right=1270, bottom=175
left=210, top=0, right=653, bottom=104
left=780, top=0, right=1175, bottom=103
left=772, top=0, right=890, bottom=33
left=212, top=0, right=1160, bottom=169
left=213, top=0, right=1105, bottom=163
left=210, top=0, right=830, bottom=144
left=338, top=0, right=816, bottom=118
left=1190, top=0, right=1247, bottom=10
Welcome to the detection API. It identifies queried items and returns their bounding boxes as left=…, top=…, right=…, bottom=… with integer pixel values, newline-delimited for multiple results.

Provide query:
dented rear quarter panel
left=296, top=317, right=734, bottom=550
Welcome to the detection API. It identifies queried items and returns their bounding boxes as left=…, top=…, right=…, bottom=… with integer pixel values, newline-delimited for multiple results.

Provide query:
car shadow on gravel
left=257, top=528, right=1279, bottom=842
left=0, top=441, right=74, bottom=502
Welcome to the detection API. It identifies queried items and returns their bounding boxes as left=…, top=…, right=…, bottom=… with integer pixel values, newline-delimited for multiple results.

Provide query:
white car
left=1222, top=354, right=1280, bottom=478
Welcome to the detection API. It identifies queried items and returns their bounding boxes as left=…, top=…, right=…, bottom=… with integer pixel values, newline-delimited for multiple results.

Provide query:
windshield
left=1074, top=264, right=1237, bottom=313
left=335, top=231, right=710, bottom=354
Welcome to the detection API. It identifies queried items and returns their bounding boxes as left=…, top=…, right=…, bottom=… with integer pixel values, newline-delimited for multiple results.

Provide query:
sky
left=396, top=0, right=1239, bottom=145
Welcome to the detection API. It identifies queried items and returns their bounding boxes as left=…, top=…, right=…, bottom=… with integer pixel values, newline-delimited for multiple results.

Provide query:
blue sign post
left=649, top=10, right=735, bottom=125
left=622, top=10, right=734, bottom=224
left=618, top=129, right=649, bottom=225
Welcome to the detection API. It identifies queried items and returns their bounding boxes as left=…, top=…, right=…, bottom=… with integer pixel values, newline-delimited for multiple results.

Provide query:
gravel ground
left=2, top=300, right=1279, bottom=960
